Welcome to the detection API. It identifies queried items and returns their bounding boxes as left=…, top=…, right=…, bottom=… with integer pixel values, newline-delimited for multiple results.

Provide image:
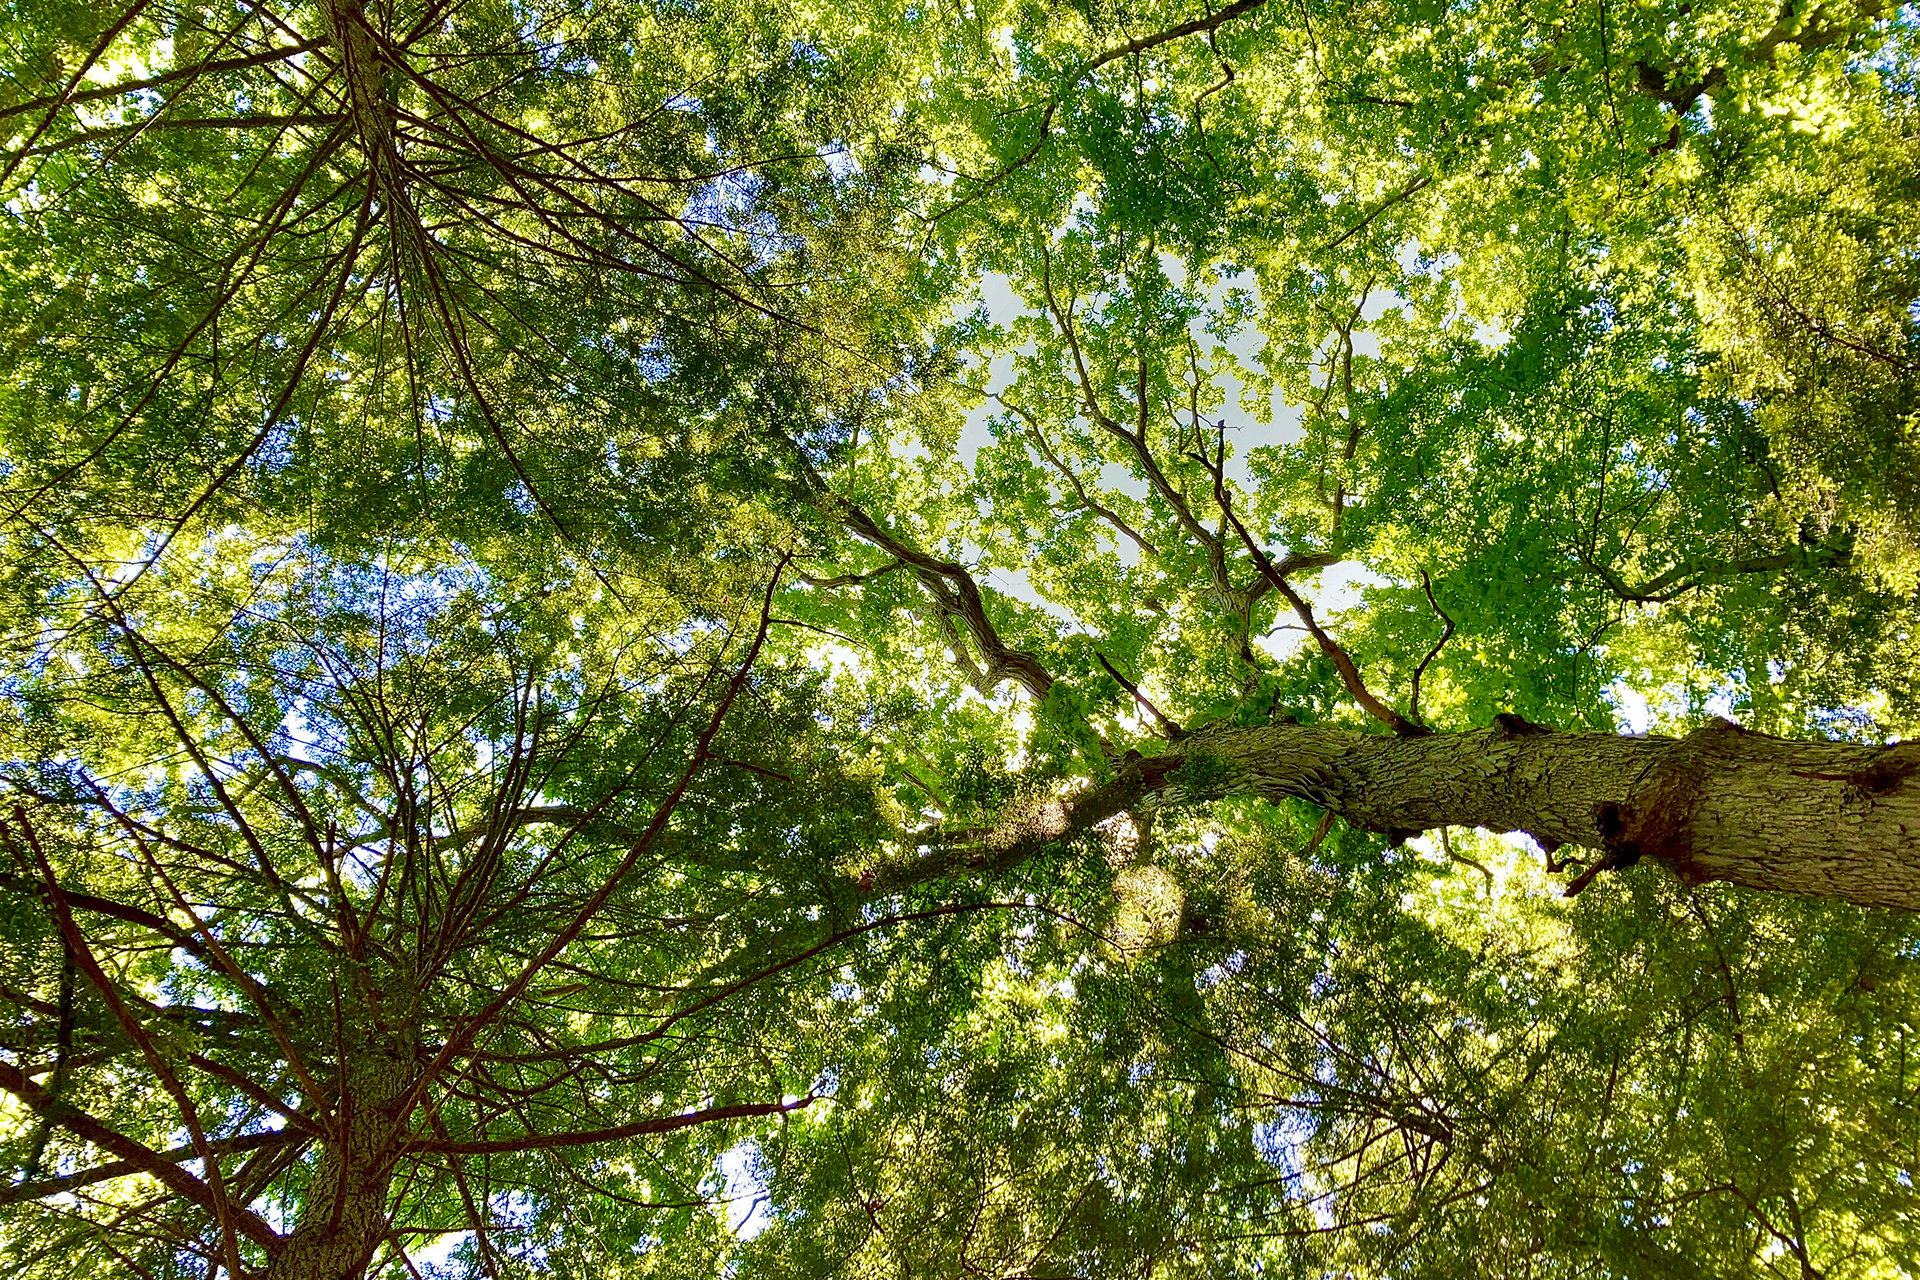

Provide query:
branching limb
left=1192, top=428, right=1424, bottom=735
left=1043, top=255, right=1225, bottom=577
left=994, top=393, right=1161, bottom=556
left=1580, top=541, right=1851, bottom=605
left=785, top=443, right=1056, bottom=700
left=397, top=553, right=791, bottom=1119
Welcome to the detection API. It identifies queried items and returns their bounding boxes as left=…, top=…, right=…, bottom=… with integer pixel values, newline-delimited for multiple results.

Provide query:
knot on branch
left=1492, top=712, right=1554, bottom=739
left=1572, top=718, right=1754, bottom=895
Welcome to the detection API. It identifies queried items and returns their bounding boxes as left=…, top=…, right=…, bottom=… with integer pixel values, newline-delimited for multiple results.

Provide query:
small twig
left=1438, top=828, right=1492, bottom=894
left=1562, top=851, right=1623, bottom=897
left=1407, top=570, right=1455, bottom=729
left=1298, top=809, right=1335, bottom=860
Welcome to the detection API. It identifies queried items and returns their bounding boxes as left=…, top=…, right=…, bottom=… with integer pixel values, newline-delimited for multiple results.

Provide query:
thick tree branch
left=894, top=717, right=1920, bottom=910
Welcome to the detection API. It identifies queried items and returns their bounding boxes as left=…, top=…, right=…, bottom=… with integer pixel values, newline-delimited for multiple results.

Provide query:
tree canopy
left=2, top=0, right=1918, bottom=1276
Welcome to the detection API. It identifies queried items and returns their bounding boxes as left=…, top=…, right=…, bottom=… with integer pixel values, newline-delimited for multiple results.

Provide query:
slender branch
left=1096, top=653, right=1186, bottom=740
left=1079, top=0, right=1270, bottom=80
left=1192, top=432, right=1422, bottom=735
left=0, top=1129, right=304, bottom=1207
left=1581, top=543, right=1848, bottom=605
left=8, top=113, right=343, bottom=158
left=0, top=41, right=324, bottom=124
left=798, top=561, right=905, bottom=589
left=1320, top=171, right=1431, bottom=252
left=0, top=0, right=155, bottom=190
left=1043, top=253, right=1223, bottom=571
left=1407, top=570, right=1455, bottom=729
left=417, top=1096, right=817, bottom=1156
left=0, top=872, right=217, bottom=968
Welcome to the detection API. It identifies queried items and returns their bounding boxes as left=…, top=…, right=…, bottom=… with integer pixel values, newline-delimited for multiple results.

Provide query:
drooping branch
left=0, top=0, right=156, bottom=190
left=0, top=1129, right=306, bottom=1208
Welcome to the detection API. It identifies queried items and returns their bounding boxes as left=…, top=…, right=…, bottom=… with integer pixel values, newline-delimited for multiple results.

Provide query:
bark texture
left=913, top=718, right=1920, bottom=911
left=262, top=978, right=419, bottom=1280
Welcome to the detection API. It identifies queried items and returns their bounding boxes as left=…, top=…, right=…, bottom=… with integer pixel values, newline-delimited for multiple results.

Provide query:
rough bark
left=899, top=718, right=1920, bottom=912
left=262, top=978, right=419, bottom=1280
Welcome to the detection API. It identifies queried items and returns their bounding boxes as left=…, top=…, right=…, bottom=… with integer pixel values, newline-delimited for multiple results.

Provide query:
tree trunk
left=909, top=719, right=1920, bottom=912
left=262, top=982, right=419, bottom=1280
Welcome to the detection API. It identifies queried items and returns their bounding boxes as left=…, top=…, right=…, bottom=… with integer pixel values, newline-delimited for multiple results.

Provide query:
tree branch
left=1191, top=430, right=1423, bottom=735
left=417, top=1096, right=817, bottom=1156
left=1097, top=653, right=1187, bottom=740
left=0, top=1129, right=305, bottom=1207
left=0, top=1060, right=280, bottom=1247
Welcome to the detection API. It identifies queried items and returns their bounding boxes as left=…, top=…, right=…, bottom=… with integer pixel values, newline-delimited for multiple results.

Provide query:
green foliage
left=1, top=0, right=1917, bottom=1277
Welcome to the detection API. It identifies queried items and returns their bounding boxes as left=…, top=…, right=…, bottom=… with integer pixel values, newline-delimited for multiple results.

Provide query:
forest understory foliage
left=1, top=0, right=1919, bottom=1276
